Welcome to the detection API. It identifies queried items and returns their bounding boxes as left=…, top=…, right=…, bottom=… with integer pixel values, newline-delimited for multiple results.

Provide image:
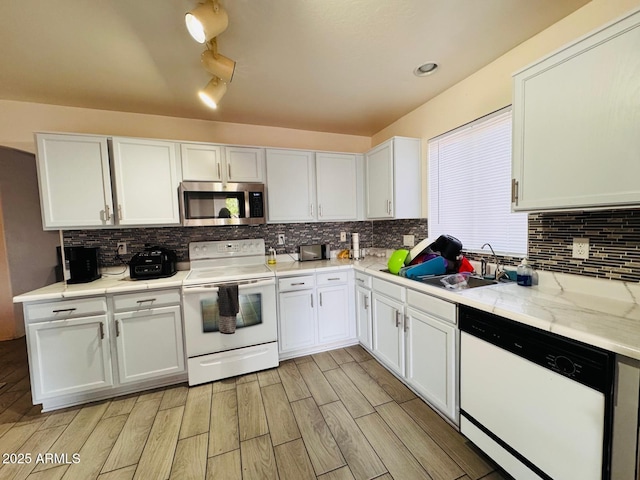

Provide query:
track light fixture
left=201, top=39, right=235, bottom=83
left=198, top=77, right=227, bottom=109
left=185, top=0, right=229, bottom=44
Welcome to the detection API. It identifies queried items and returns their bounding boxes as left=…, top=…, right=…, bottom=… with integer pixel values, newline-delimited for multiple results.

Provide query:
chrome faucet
left=481, top=243, right=504, bottom=280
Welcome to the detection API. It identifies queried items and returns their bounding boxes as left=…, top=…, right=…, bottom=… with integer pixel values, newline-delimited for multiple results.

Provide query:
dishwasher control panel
left=459, top=305, right=615, bottom=394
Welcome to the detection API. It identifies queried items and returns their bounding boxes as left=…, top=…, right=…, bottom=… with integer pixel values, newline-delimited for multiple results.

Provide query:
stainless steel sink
left=416, top=274, right=501, bottom=289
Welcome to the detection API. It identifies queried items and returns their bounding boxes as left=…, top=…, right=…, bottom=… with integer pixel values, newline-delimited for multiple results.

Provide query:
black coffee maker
left=57, top=246, right=101, bottom=284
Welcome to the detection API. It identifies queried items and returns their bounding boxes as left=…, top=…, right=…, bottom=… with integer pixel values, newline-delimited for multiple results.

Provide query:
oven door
left=182, top=278, right=276, bottom=357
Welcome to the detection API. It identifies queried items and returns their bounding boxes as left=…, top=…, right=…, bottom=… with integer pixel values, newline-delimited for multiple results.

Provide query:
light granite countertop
left=13, top=255, right=640, bottom=361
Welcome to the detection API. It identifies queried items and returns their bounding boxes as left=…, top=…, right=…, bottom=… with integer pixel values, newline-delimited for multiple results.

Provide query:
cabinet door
left=35, top=133, right=114, bottom=229
left=114, top=305, right=185, bottom=384
left=266, top=149, right=316, bottom=222
left=371, top=293, right=404, bottom=376
left=365, top=141, right=394, bottom=219
left=405, top=307, right=457, bottom=421
left=181, top=143, right=223, bottom=181
left=356, top=286, right=372, bottom=349
left=28, top=315, right=113, bottom=401
left=224, top=146, right=265, bottom=183
left=111, top=137, right=180, bottom=225
left=278, top=289, right=316, bottom=353
left=512, top=10, right=640, bottom=211
left=316, top=153, right=357, bottom=220
left=317, top=284, right=350, bottom=344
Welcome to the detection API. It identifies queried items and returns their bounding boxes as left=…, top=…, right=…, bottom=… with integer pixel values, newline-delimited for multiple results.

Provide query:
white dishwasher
left=459, top=306, right=615, bottom=480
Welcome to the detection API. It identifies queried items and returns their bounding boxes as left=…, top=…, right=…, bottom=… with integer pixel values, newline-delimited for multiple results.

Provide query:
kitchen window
left=428, top=107, right=527, bottom=255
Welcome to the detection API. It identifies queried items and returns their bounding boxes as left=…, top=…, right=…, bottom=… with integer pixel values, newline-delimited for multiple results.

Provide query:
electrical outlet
left=403, top=234, right=415, bottom=247
left=117, top=242, right=127, bottom=255
left=277, top=234, right=285, bottom=245
left=340, top=232, right=346, bottom=242
left=572, top=238, right=589, bottom=259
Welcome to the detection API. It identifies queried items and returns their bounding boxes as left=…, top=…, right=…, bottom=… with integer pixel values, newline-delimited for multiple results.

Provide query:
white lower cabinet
left=278, top=289, right=316, bottom=352
left=370, top=276, right=458, bottom=423
left=405, top=306, right=457, bottom=421
left=114, top=305, right=185, bottom=384
left=317, top=284, right=350, bottom=343
left=372, top=284, right=406, bottom=376
left=28, top=315, right=113, bottom=401
left=22, top=289, right=186, bottom=411
left=277, top=269, right=355, bottom=358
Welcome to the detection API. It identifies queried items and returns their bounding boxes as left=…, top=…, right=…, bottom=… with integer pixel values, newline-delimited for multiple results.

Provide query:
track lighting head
left=201, top=49, right=235, bottom=83
left=198, top=77, right=227, bottom=109
left=185, top=1, right=229, bottom=44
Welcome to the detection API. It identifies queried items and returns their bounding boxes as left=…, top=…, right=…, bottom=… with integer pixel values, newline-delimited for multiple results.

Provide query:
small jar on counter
left=516, top=258, right=533, bottom=286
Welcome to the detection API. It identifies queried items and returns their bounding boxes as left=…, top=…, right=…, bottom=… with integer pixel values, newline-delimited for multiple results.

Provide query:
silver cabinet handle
left=103, top=205, right=111, bottom=221
left=356, top=278, right=365, bottom=284
left=52, top=308, right=77, bottom=314
left=228, top=163, right=231, bottom=179
left=115, top=320, right=120, bottom=337
left=404, top=315, right=409, bottom=332
left=364, top=296, right=369, bottom=310
left=319, top=292, right=323, bottom=306
left=291, top=282, right=306, bottom=286
left=395, top=310, right=401, bottom=327
left=310, top=294, right=314, bottom=308
left=136, top=298, right=157, bottom=304
left=99, top=322, right=104, bottom=340
left=118, top=204, right=123, bottom=220
left=310, top=204, right=314, bottom=217
left=387, top=200, right=392, bottom=215
left=327, top=277, right=340, bottom=281
left=217, top=162, right=221, bottom=179
left=319, top=204, right=323, bottom=217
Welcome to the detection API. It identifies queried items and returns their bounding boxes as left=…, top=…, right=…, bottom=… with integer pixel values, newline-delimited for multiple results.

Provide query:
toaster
left=298, top=244, right=330, bottom=262
left=129, top=246, right=177, bottom=280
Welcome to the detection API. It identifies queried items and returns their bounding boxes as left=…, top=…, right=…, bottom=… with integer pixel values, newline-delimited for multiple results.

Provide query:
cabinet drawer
left=317, top=271, right=348, bottom=286
left=112, top=289, right=180, bottom=312
left=355, top=271, right=372, bottom=289
left=407, top=289, right=457, bottom=324
left=25, top=296, right=108, bottom=323
left=372, top=277, right=406, bottom=302
left=278, top=275, right=315, bottom=291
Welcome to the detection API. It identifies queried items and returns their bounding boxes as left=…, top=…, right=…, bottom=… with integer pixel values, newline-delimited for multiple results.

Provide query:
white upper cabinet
left=111, top=137, right=181, bottom=225
left=512, top=9, right=640, bottom=212
left=36, top=133, right=114, bottom=229
left=181, top=143, right=223, bottom=181
left=224, top=146, right=265, bottom=183
left=316, top=152, right=357, bottom=221
left=181, top=144, right=264, bottom=183
left=266, top=149, right=316, bottom=222
left=365, top=137, right=421, bottom=219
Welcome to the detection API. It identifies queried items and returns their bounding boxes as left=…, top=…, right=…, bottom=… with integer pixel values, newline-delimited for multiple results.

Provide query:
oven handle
left=183, top=278, right=275, bottom=293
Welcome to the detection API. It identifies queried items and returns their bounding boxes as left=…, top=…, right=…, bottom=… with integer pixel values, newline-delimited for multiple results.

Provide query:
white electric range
left=182, top=239, right=278, bottom=386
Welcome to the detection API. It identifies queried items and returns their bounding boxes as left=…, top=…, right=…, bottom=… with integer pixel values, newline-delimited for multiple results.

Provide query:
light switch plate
left=340, top=232, right=346, bottom=242
left=403, top=235, right=415, bottom=247
left=572, top=238, right=589, bottom=259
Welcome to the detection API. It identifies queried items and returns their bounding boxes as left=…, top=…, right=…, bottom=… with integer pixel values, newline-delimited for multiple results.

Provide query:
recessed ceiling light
left=414, top=62, right=439, bottom=77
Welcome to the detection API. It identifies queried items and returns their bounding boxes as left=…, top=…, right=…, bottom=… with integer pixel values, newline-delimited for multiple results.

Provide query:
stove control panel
left=189, top=239, right=266, bottom=260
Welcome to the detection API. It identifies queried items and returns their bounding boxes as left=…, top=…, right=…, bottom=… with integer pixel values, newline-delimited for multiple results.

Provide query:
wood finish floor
left=0, top=337, right=507, bottom=480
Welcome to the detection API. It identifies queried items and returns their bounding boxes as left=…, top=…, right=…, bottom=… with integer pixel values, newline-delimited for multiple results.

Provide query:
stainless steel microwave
left=179, top=182, right=265, bottom=226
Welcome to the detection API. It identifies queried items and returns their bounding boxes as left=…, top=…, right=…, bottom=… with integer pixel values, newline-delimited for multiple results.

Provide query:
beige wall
left=371, top=0, right=640, bottom=215
left=0, top=147, right=60, bottom=340
left=0, top=100, right=371, bottom=155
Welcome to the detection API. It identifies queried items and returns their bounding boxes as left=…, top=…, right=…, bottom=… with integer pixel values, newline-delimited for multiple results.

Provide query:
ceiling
left=0, top=0, right=589, bottom=136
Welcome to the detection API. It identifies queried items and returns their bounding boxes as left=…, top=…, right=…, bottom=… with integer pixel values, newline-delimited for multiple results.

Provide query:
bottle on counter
left=516, top=258, right=533, bottom=286
left=268, top=247, right=277, bottom=265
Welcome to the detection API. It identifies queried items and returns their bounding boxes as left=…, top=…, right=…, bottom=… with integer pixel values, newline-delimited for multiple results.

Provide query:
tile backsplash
left=64, top=209, right=640, bottom=282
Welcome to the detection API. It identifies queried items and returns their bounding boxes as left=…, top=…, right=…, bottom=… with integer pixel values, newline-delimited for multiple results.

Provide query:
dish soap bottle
left=516, top=258, right=533, bottom=286
left=268, top=247, right=277, bottom=265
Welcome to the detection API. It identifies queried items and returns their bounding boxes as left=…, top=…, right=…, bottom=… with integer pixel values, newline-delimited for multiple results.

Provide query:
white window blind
left=428, top=108, right=527, bottom=256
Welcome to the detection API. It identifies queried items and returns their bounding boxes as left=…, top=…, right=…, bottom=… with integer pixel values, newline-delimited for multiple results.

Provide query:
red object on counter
left=458, top=256, right=474, bottom=273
